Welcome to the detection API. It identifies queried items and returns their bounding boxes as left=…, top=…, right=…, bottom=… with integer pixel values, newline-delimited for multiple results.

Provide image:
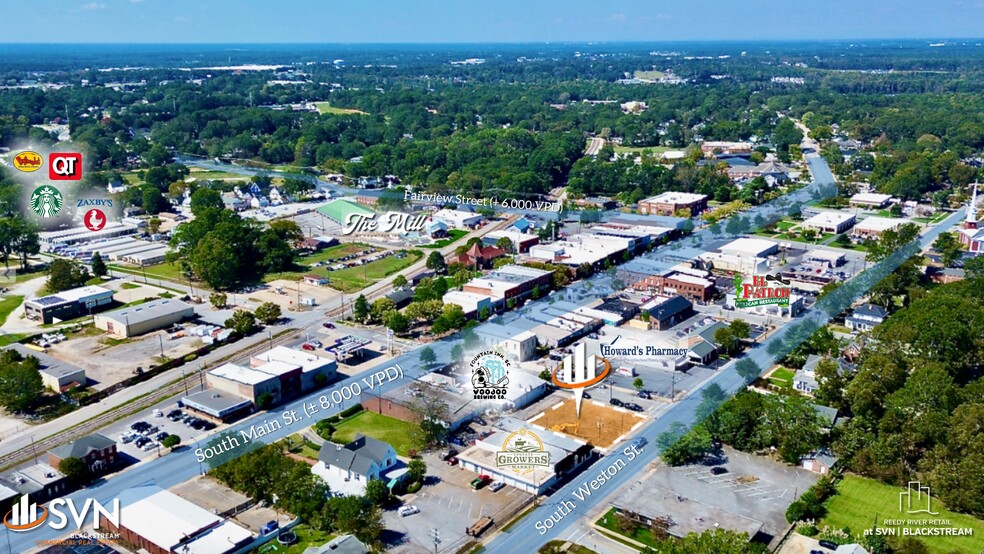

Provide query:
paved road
left=481, top=207, right=967, bottom=554
left=585, top=137, right=606, bottom=157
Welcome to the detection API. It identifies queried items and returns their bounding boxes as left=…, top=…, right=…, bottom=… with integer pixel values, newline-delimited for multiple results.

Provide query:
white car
left=119, top=433, right=135, bottom=444
left=141, top=441, right=158, bottom=451
left=488, top=482, right=506, bottom=492
left=398, top=505, right=420, bottom=517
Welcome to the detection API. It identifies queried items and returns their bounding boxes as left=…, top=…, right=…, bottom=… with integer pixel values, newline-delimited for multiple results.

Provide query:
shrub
left=340, top=404, right=364, bottom=418
left=797, top=523, right=819, bottom=537
left=184, top=354, right=197, bottom=362
left=406, top=481, right=422, bottom=494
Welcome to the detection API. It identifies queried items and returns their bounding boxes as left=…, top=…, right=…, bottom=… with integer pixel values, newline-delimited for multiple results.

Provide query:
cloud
left=129, top=0, right=145, bottom=3
left=81, top=2, right=107, bottom=9
left=610, top=13, right=626, bottom=22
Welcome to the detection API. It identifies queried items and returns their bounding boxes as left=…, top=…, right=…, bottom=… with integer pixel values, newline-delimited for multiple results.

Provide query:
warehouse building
left=180, top=389, right=254, bottom=422
left=4, top=344, right=86, bottom=392
left=482, top=229, right=540, bottom=253
left=802, top=211, right=857, bottom=234
left=849, top=193, right=893, bottom=209
left=442, top=290, right=492, bottom=317
left=637, top=192, right=708, bottom=217
left=25, top=285, right=115, bottom=325
left=94, top=299, right=196, bottom=338
left=250, top=345, right=338, bottom=392
left=317, top=199, right=376, bottom=225
left=475, top=322, right=538, bottom=362
left=432, top=209, right=483, bottom=229
left=640, top=295, right=695, bottom=330
left=39, top=222, right=138, bottom=251
left=207, top=363, right=292, bottom=406
left=719, top=237, right=780, bottom=258
left=101, top=485, right=252, bottom=554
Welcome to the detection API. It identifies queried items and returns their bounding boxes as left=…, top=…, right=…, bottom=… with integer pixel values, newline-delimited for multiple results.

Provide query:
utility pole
left=429, top=528, right=440, bottom=554
left=159, top=333, right=166, bottom=359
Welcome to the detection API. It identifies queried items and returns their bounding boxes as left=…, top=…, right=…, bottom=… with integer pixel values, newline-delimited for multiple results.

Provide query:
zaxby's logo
left=3, top=494, right=120, bottom=532
left=471, top=351, right=510, bottom=400
left=12, top=151, right=43, bottom=172
left=49, top=153, right=82, bottom=180
left=734, top=274, right=790, bottom=309
left=496, top=428, right=550, bottom=475
left=83, top=209, right=107, bottom=232
left=551, top=342, right=610, bottom=417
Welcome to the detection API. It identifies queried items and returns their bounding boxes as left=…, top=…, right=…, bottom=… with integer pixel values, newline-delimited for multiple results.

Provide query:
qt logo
left=49, top=153, right=82, bottom=180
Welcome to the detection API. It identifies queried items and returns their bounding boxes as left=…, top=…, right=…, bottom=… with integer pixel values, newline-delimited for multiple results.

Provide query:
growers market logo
left=30, top=185, right=63, bottom=218
left=471, top=351, right=510, bottom=400
left=496, top=428, right=550, bottom=475
left=734, top=274, right=790, bottom=309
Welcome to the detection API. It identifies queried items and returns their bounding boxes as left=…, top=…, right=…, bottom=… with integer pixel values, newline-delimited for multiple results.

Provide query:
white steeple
left=968, top=182, right=979, bottom=229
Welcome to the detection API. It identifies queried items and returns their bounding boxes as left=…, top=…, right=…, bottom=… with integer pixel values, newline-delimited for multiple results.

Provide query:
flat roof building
left=853, top=216, right=908, bottom=238
left=207, top=363, right=284, bottom=405
left=802, top=211, right=857, bottom=234
left=719, top=237, right=780, bottom=258
left=251, top=345, right=337, bottom=391
left=25, top=285, right=114, bottom=325
left=462, top=264, right=553, bottom=302
left=638, top=192, right=708, bottom=217
left=181, top=389, right=254, bottom=422
left=475, top=322, right=538, bottom=362
left=442, top=290, right=492, bottom=316
left=528, top=233, right=631, bottom=268
left=482, top=229, right=539, bottom=253
left=94, top=298, right=196, bottom=338
left=849, top=193, right=893, bottom=209
left=432, top=209, right=483, bottom=229
left=101, top=485, right=253, bottom=554
left=4, top=344, right=85, bottom=392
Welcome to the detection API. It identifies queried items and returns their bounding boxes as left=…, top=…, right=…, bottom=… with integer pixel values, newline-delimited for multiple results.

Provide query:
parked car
left=470, top=475, right=492, bottom=490
left=260, top=521, right=279, bottom=535
left=637, top=391, right=652, bottom=400
left=609, top=398, right=624, bottom=407
left=624, top=403, right=643, bottom=412
left=818, top=540, right=838, bottom=550
left=301, top=343, right=317, bottom=351
left=322, top=322, right=335, bottom=329
left=119, top=433, right=135, bottom=444
left=630, top=437, right=648, bottom=449
left=446, top=456, right=459, bottom=466
left=710, top=466, right=728, bottom=475
left=442, top=449, right=458, bottom=461
left=155, top=432, right=169, bottom=442
left=398, top=505, right=420, bottom=517
left=488, top=482, right=506, bottom=492
left=167, top=409, right=183, bottom=420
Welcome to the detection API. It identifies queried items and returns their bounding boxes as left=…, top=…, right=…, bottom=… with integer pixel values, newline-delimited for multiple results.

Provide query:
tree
left=933, top=232, right=962, bottom=267
left=142, top=186, right=167, bottom=215
left=966, top=255, right=984, bottom=279
left=45, top=259, right=90, bottom=293
left=323, top=495, right=384, bottom=546
left=162, top=434, right=181, bottom=450
left=660, top=425, right=713, bottom=466
left=392, top=274, right=408, bottom=290
left=426, top=251, right=447, bottom=274
left=450, top=344, right=464, bottom=363
left=382, top=310, right=409, bottom=334
left=148, top=217, right=162, bottom=234
left=406, top=385, right=451, bottom=446
left=370, top=298, right=397, bottom=323
left=225, top=309, right=257, bottom=336
left=660, top=528, right=757, bottom=554
left=364, top=479, right=390, bottom=507
left=632, top=377, right=645, bottom=392
left=867, top=223, right=920, bottom=263
left=729, top=319, right=750, bottom=341
left=90, top=252, right=107, bottom=278
left=210, top=292, right=228, bottom=309
left=353, top=294, right=370, bottom=322
left=254, top=302, right=282, bottom=325
left=495, top=237, right=514, bottom=253
left=714, top=326, right=739, bottom=355
left=0, top=352, right=43, bottom=413
left=419, top=346, right=437, bottom=366
left=58, top=457, right=93, bottom=487
left=408, top=458, right=426, bottom=483
left=190, top=187, right=223, bottom=216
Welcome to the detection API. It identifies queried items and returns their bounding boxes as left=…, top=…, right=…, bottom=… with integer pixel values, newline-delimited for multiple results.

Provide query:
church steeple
left=966, top=182, right=979, bottom=230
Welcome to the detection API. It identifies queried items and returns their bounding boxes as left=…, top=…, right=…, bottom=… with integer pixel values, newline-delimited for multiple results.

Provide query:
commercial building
left=637, top=192, right=708, bottom=217
left=311, top=434, right=403, bottom=497
left=48, top=433, right=117, bottom=474
left=101, top=485, right=253, bottom=554
left=432, top=209, right=483, bottom=229
left=584, top=223, right=671, bottom=250
left=317, top=199, right=375, bottom=225
left=25, top=285, right=114, bottom=324
left=0, top=463, right=68, bottom=513
left=4, top=344, right=85, bottom=392
left=849, top=193, right=893, bottom=209
left=443, top=290, right=493, bottom=317
left=475, top=322, right=538, bottom=362
left=852, top=217, right=907, bottom=239
left=640, top=295, right=694, bottom=330
left=207, top=363, right=294, bottom=406
left=462, top=264, right=553, bottom=304
left=456, top=417, right=593, bottom=494
left=719, top=237, right=780, bottom=258
left=801, top=211, right=857, bottom=234
left=39, top=222, right=138, bottom=251
left=482, top=229, right=540, bottom=253
left=180, top=389, right=254, bottom=422
left=804, top=249, right=846, bottom=267
left=251, top=345, right=338, bottom=391
left=528, top=233, right=632, bottom=268
left=697, top=252, right=769, bottom=274
left=629, top=269, right=715, bottom=303
left=726, top=292, right=805, bottom=319
left=94, top=299, right=196, bottom=338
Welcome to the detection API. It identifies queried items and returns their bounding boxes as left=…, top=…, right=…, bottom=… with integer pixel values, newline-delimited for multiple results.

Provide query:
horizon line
left=0, top=37, right=982, bottom=46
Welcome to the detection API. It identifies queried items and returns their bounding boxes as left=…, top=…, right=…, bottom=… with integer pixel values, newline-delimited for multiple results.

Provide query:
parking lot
left=103, top=393, right=228, bottom=463
left=650, top=446, right=819, bottom=542
left=384, top=450, right=532, bottom=553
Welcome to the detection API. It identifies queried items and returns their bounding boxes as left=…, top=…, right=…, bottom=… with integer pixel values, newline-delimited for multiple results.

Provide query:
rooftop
left=720, top=237, right=779, bottom=257
left=27, top=285, right=113, bottom=308
left=50, top=433, right=115, bottom=460
left=803, top=211, right=856, bottom=228
left=252, top=346, right=336, bottom=373
left=182, top=389, right=253, bottom=417
left=850, top=192, right=892, bottom=204
left=318, top=434, right=394, bottom=476
left=641, top=191, right=708, bottom=205
left=97, top=298, right=194, bottom=325
left=209, top=363, right=275, bottom=386
left=855, top=216, right=906, bottom=232
left=4, top=344, right=85, bottom=380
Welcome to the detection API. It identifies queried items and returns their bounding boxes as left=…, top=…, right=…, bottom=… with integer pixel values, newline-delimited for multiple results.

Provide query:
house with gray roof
left=48, top=433, right=118, bottom=473
left=311, top=434, right=404, bottom=496
left=794, top=355, right=853, bottom=395
left=845, top=303, right=888, bottom=332
left=801, top=447, right=840, bottom=475
left=303, top=535, right=369, bottom=554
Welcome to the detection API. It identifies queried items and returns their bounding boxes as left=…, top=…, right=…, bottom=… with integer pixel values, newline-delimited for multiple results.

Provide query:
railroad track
left=0, top=329, right=303, bottom=472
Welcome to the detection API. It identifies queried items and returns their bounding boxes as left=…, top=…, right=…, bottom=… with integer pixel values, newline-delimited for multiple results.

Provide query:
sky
left=2, top=0, right=983, bottom=43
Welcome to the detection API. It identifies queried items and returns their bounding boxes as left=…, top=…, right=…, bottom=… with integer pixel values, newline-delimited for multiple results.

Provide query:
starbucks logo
left=30, top=185, right=63, bottom=218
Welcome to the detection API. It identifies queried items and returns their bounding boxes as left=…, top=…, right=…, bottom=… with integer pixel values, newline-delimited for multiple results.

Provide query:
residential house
left=302, top=535, right=369, bottom=554
left=456, top=243, right=507, bottom=269
left=845, top=303, right=887, bottom=332
left=311, top=434, right=404, bottom=496
left=794, top=354, right=853, bottom=395
left=801, top=448, right=840, bottom=475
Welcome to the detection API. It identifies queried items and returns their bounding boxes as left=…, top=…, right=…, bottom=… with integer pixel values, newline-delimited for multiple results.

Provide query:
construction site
left=527, top=398, right=647, bottom=449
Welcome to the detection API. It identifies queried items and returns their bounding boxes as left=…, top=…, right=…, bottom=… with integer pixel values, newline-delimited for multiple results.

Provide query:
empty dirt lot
left=528, top=398, right=646, bottom=449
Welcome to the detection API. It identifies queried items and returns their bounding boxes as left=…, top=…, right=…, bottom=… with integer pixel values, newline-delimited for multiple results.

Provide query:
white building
left=311, top=434, right=403, bottom=497
left=432, top=209, right=483, bottom=229
left=697, top=252, right=769, bottom=274
left=719, top=237, right=780, bottom=258
left=852, top=217, right=907, bottom=238
left=849, top=193, right=892, bottom=209
left=442, top=290, right=492, bottom=316
left=475, top=322, right=538, bottom=362
left=801, top=211, right=857, bottom=234
left=528, top=233, right=631, bottom=267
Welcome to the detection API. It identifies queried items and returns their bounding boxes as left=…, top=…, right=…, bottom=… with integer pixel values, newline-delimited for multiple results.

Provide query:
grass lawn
left=613, top=145, right=670, bottom=155
left=120, top=282, right=142, bottom=290
left=0, top=333, right=25, bottom=348
left=331, top=411, right=419, bottom=456
left=187, top=169, right=250, bottom=181
left=420, top=229, right=469, bottom=249
left=303, top=243, right=376, bottom=265
left=596, top=507, right=660, bottom=548
left=821, top=475, right=984, bottom=554
left=313, top=101, right=368, bottom=116
left=0, top=295, right=23, bottom=326
left=256, top=524, right=334, bottom=554
left=776, top=220, right=798, bottom=231
left=768, top=366, right=795, bottom=388
left=283, top=433, right=321, bottom=460
left=539, top=541, right=596, bottom=554
left=327, top=251, right=422, bottom=293
left=110, top=262, right=187, bottom=282
left=633, top=70, right=667, bottom=81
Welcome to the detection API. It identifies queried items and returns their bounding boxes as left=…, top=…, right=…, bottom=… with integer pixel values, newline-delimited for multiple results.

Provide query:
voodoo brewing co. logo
left=734, top=274, right=790, bottom=309
left=471, top=351, right=510, bottom=400
left=496, top=428, right=550, bottom=475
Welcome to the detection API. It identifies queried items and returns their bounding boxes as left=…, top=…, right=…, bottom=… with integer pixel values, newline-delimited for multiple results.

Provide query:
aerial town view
left=0, top=2, right=982, bottom=554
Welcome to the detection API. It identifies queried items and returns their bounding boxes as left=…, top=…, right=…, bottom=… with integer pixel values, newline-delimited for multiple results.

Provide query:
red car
left=301, top=343, right=316, bottom=351
left=446, top=456, right=459, bottom=466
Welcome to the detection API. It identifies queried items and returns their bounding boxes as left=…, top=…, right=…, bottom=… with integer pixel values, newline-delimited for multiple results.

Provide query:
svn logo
left=3, top=494, right=120, bottom=533
left=551, top=342, right=610, bottom=417
left=899, top=481, right=939, bottom=515
left=49, top=153, right=82, bottom=180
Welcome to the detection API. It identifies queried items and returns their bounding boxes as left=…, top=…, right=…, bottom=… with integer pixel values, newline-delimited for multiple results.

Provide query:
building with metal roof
left=93, top=298, right=195, bottom=338
left=25, top=285, right=114, bottom=324
left=316, top=199, right=375, bottom=225
left=312, top=434, right=402, bottom=497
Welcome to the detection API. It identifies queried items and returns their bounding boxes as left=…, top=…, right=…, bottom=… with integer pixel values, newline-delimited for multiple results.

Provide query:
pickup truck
left=466, top=516, right=493, bottom=537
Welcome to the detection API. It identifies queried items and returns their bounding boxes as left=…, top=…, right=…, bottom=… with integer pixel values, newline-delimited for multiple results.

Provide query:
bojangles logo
left=734, top=274, right=790, bottom=308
